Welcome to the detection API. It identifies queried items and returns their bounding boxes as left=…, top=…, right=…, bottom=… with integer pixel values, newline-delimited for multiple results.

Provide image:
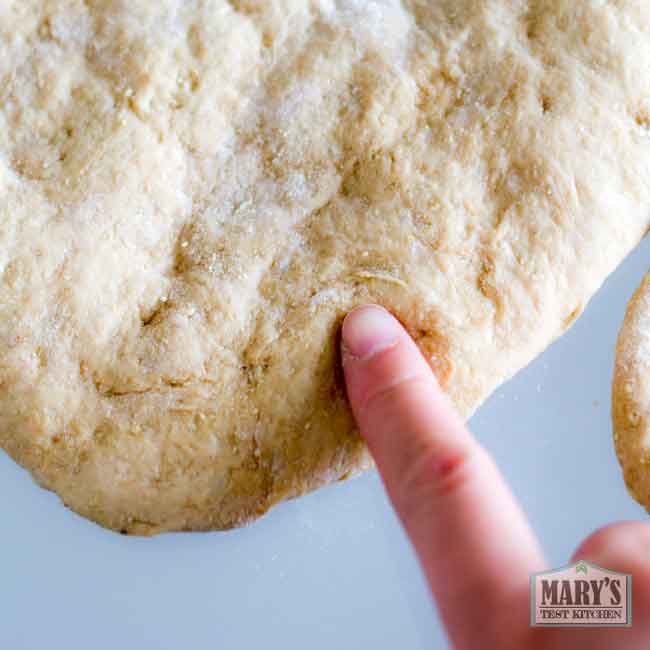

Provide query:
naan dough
left=613, top=271, right=650, bottom=512
left=2, top=0, right=650, bottom=533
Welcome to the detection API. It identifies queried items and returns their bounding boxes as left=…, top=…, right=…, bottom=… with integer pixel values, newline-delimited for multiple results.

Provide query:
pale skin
left=341, top=305, right=650, bottom=650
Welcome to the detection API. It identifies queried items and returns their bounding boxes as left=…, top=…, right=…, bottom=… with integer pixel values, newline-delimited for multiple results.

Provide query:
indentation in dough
left=414, top=325, right=453, bottom=389
left=140, top=299, right=169, bottom=328
left=562, top=305, right=582, bottom=331
left=540, top=93, right=553, bottom=114
left=636, top=111, right=650, bottom=132
left=477, top=255, right=502, bottom=319
left=37, top=17, right=53, bottom=40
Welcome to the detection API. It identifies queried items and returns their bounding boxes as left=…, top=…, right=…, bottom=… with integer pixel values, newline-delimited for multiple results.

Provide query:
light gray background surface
left=2, top=238, right=649, bottom=650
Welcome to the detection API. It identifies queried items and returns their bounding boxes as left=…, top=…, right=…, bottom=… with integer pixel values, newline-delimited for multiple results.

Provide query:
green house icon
left=575, top=561, right=588, bottom=575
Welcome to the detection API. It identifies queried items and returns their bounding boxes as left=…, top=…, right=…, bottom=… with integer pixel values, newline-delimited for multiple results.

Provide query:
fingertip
left=341, top=305, right=437, bottom=418
left=341, top=304, right=401, bottom=362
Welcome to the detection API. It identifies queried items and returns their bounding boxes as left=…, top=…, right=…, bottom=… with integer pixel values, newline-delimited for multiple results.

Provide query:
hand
left=341, top=305, right=650, bottom=649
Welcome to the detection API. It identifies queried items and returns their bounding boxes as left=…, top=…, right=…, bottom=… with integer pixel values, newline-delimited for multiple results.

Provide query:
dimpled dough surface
left=2, top=0, right=650, bottom=534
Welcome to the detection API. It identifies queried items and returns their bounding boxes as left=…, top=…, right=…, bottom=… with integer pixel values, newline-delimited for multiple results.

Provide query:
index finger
left=341, top=305, right=546, bottom=649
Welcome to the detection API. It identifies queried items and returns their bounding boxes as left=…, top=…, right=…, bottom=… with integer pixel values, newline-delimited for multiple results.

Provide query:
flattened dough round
left=613, top=272, right=650, bottom=512
left=2, top=1, right=650, bottom=534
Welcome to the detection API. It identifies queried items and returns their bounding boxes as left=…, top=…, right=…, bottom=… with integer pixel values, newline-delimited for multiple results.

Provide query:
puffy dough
left=2, top=0, right=650, bottom=533
left=613, top=271, right=650, bottom=512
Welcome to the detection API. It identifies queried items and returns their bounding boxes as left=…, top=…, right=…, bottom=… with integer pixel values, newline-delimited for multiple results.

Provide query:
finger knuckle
left=360, top=374, right=434, bottom=422
left=395, top=444, right=474, bottom=523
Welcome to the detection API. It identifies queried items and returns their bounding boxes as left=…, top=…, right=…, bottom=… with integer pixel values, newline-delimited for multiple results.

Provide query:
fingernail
left=342, top=305, right=401, bottom=361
